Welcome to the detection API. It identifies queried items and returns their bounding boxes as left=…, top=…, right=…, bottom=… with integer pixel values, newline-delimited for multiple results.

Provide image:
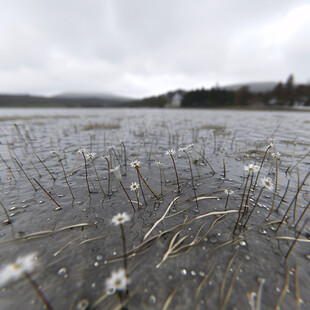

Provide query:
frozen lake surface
left=0, top=108, right=309, bottom=310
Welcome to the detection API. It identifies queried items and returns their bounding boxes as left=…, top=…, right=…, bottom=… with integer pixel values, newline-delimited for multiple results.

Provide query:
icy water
left=0, top=108, right=309, bottom=310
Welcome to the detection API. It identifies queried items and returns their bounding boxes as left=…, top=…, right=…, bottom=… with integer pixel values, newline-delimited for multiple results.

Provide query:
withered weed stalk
left=131, top=160, right=159, bottom=200
left=103, top=155, right=112, bottom=195
left=36, top=154, right=56, bottom=182
left=80, top=150, right=91, bottom=196
left=14, top=158, right=37, bottom=192
left=53, top=152, right=74, bottom=200
left=111, top=166, right=135, bottom=212
left=166, top=150, right=180, bottom=195
left=0, top=155, right=17, bottom=183
left=33, top=178, right=62, bottom=210
left=190, top=144, right=215, bottom=174
left=0, top=200, right=11, bottom=224
left=87, top=153, right=106, bottom=197
left=180, top=148, right=198, bottom=210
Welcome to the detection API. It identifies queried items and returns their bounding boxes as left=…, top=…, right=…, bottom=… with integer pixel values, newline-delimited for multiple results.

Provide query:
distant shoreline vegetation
left=1, top=74, right=309, bottom=109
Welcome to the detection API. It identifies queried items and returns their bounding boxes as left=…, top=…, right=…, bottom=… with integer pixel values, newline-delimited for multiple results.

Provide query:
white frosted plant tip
left=78, top=148, right=86, bottom=154
left=271, top=152, right=281, bottom=158
left=166, top=149, right=176, bottom=155
left=105, top=268, right=129, bottom=294
left=87, top=152, right=96, bottom=159
left=244, top=164, right=259, bottom=173
left=111, top=212, right=131, bottom=226
left=0, top=252, right=38, bottom=287
left=261, top=177, right=274, bottom=191
left=225, top=189, right=234, bottom=195
left=130, top=182, right=140, bottom=191
left=130, top=160, right=140, bottom=168
left=111, top=166, right=122, bottom=181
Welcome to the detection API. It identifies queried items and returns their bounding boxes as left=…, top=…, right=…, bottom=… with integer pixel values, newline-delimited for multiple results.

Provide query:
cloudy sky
left=0, top=0, right=310, bottom=98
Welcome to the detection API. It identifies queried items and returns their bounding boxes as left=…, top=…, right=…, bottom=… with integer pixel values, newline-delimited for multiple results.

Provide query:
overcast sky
left=0, top=0, right=310, bottom=98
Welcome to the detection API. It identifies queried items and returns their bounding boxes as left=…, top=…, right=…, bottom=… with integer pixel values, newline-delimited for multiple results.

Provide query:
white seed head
left=87, top=152, right=96, bottom=159
left=130, top=160, right=140, bottom=168
left=111, top=212, right=131, bottom=226
left=130, top=182, right=140, bottom=191
left=260, top=177, right=274, bottom=191
left=225, top=189, right=234, bottom=195
left=244, top=164, right=260, bottom=173
left=166, top=149, right=176, bottom=155
left=105, top=268, right=129, bottom=294
left=271, top=152, right=281, bottom=158
left=0, top=252, right=38, bottom=287
left=78, top=148, right=86, bottom=154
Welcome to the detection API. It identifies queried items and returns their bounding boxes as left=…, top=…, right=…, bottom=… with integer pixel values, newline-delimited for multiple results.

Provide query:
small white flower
left=187, top=144, right=195, bottom=148
left=225, top=189, right=234, bottom=195
left=130, top=182, right=140, bottom=191
left=87, top=152, right=96, bottom=159
left=111, top=212, right=131, bottom=226
left=105, top=268, right=129, bottom=294
left=244, top=164, right=260, bottom=173
left=155, top=161, right=161, bottom=166
left=111, top=165, right=122, bottom=181
left=261, top=177, right=274, bottom=191
left=130, top=160, right=140, bottom=168
left=166, top=149, right=176, bottom=155
left=178, top=147, right=187, bottom=152
left=78, top=148, right=86, bottom=154
left=271, top=152, right=281, bottom=158
left=0, top=253, right=37, bottom=287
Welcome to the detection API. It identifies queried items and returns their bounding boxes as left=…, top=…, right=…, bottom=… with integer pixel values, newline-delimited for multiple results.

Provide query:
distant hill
left=221, top=82, right=278, bottom=93
left=0, top=93, right=133, bottom=108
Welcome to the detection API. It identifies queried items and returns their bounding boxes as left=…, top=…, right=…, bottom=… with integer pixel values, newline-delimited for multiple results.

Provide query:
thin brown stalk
left=285, top=219, right=309, bottom=260
left=243, top=187, right=265, bottom=228
left=24, top=272, right=52, bottom=310
left=191, top=145, right=215, bottom=174
left=66, top=152, right=80, bottom=177
left=137, top=171, right=147, bottom=205
left=119, top=181, right=136, bottom=212
left=81, top=151, right=91, bottom=195
left=295, top=265, right=302, bottom=310
left=221, top=260, right=243, bottom=310
left=54, top=153, right=74, bottom=200
left=183, top=149, right=198, bottom=209
left=162, top=286, right=178, bottom=310
left=14, top=159, right=37, bottom=192
left=0, top=155, right=16, bottom=183
left=33, top=178, right=62, bottom=210
left=220, top=250, right=239, bottom=308
left=169, top=153, right=180, bottom=194
left=6, top=140, right=19, bottom=173
left=253, top=144, right=272, bottom=190
left=0, top=200, right=11, bottom=224
left=103, top=156, right=111, bottom=195
left=91, top=158, right=106, bottom=197
left=274, top=267, right=290, bottom=309
left=233, top=172, right=250, bottom=234
left=36, top=155, right=56, bottom=182
left=268, top=158, right=279, bottom=219
left=136, top=167, right=160, bottom=200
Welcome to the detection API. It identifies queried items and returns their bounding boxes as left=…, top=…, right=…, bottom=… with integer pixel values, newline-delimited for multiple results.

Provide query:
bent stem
left=24, top=272, right=52, bottom=310
left=243, top=187, right=265, bottom=228
left=190, top=145, right=215, bottom=174
left=103, top=156, right=111, bottom=195
left=253, top=144, right=272, bottom=190
left=81, top=151, right=91, bottom=196
left=119, top=181, right=136, bottom=212
left=91, top=158, right=106, bottom=197
left=33, top=178, right=62, bottom=210
left=36, top=155, right=56, bottom=182
left=183, top=149, right=198, bottom=210
left=136, top=167, right=160, bottom=200
left=169, top=153, right=180, bottom=194
left=0, top=200, right=11, bottom=224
